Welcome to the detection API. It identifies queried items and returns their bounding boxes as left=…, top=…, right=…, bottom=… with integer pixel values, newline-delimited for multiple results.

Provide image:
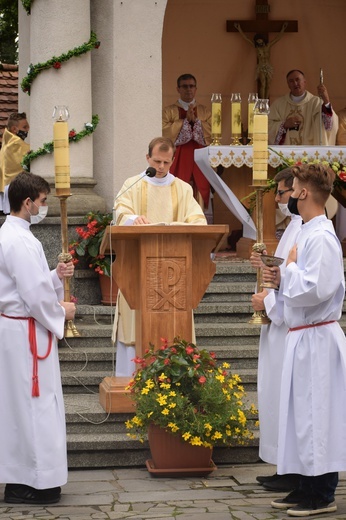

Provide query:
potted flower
left=125, top=337, right=257, bottom=476
left=69, top=211, right=117, bottom=304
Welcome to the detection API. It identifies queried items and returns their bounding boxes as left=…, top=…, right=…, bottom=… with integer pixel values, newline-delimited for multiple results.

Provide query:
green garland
left=21, top=31, right=100, bottom=95
left=21, top=0, right=33, bottom=14
left=21, top=114, right=100, bottom=171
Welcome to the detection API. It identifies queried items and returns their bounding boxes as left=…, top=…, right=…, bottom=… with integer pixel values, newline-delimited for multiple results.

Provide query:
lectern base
left=99, top=376, right=135, bottom=413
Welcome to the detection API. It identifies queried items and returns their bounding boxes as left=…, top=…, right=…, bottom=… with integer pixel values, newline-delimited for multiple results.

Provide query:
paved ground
left=1, top=464, right=346, bottom=520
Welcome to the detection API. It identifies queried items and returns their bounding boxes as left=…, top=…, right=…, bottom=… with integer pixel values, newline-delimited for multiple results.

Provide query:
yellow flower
left=204, top=423, right=213, bottom=431
left=145, top=379, right=155, bottom=389
left=141, top=387, right=149, bottom=395
left=168, top=422, right=179, bottom=432
left=182, top=432, right=191, bottom=441
left=160, top=382, right=171, bottom=390
left=211, top=431, right=223, bottom=440
left=156, top=395, right=167, bottom=406
left=222, top=362, right=230, bottom=369
left=190, top=436, right=203, bottom=446
left=216, top=374, right=225, bottom=383
left=161, top=408, right=169, bottom=415
left=147, top=411, right=153, bottom=418
left=125, top=420, right=133, bottom=429
left=238, top=410, right=247, bottom=426
left=169, top=391, right=176, bottom=397
left=168, top=403, right=176, bottom=409
left=132, top=416, right=143, bottom=426
left=159, top=372, right=167, bottom=380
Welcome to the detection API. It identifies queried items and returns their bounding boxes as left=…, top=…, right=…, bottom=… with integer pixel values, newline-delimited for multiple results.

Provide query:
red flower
left=339, top=172, right=346, bottom=182
left=69, top=129, right=77, bottom=139
left=164, top=359, right=170, bottom=366
left=186, top=346, right=194, bottom=355
left=53, top=62, right=61, bottom=69
left=199, top=376, right=206, bottom=384
left=95, top=41, right=101, bottom=49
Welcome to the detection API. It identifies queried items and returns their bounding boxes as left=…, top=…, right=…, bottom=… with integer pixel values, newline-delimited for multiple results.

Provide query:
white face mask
left=28, top=201, right=48, bottom=224
left=278, top=202, right=292, bottom=217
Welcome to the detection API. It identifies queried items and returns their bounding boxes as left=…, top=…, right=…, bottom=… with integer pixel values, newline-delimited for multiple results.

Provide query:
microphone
left=112, top=167, right=157, bottom=223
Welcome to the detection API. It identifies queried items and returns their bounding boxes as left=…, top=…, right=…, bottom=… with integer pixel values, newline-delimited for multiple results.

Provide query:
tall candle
left=253, top=113, right=268, bottom=182
left=212, top=102, right=222, bottom=134
left=53, top=120, right=71, bottom=196
left=232, top=102, right=241, bottom=134
left=247, top=93, right=258, bottom=136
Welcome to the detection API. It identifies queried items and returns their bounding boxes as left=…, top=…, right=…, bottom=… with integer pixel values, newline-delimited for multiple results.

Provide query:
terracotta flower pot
left=99, top=274, right=118, bottom=305
left=146, top=424, right=216, bottom=477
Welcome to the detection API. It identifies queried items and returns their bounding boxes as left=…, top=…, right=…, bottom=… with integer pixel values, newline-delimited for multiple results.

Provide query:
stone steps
left=61, top=257, right=346, bottom=468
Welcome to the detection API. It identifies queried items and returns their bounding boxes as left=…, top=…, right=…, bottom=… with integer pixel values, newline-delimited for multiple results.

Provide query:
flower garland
left=21, top=114, right=99, bottom=171
left=21, top=0, right=32, bottom=14
left=21, top=31, right=100, bottom=94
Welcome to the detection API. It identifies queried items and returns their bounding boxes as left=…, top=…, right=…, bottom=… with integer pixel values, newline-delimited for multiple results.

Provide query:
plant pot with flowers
left=69, top=211, right=118, bottom=305
left=125, top=337, right=257, bottom=477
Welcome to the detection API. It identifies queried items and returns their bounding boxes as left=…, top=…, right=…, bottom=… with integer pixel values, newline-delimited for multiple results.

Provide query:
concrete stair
left=61, top=257, right=346, bottom=468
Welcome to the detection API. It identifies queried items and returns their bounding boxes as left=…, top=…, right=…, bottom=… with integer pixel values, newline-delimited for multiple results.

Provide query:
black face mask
left=17, top=130, right=28, bottom=141
left=287, top=195, right=300, bottom=216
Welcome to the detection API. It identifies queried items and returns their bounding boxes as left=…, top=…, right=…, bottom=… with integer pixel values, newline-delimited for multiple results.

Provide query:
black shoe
left=287, top=499, right=337, bottom=517
left=263, top=473, right=301, bottom=492
left=256, top=472, right=279, bottom=484
left=271, top=490, right=307, bottom=510
left=4, top=484, right=61, bottom=504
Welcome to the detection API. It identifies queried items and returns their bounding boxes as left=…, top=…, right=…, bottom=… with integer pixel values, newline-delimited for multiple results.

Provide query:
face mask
left=17, top=130, right=28, bottom=140
left=278, top=203, right=292, bottom=217
left=287, top=195, right=300, bottom=216
left=27, top=201, right=48, bottom=224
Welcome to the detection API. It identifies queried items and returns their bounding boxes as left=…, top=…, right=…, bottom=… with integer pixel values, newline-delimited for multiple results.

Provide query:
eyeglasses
left=178, top=84, right=196, bottom=89
left=276, top=188, right=293, bottom=197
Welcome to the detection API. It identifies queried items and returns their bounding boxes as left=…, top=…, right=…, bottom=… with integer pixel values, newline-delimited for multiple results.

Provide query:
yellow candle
left=232, top=102, right=241, bottom=134
left=212, top=103, right=222, bottom=134
left=53, top=121, right=71, bottom=195
left=248, top=102, right=255, bottom=134
left=253, top=114, right=268, bottom=182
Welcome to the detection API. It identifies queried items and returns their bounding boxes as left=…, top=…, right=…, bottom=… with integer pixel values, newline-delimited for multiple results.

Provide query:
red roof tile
left=0, top=64, right=19, bottom=147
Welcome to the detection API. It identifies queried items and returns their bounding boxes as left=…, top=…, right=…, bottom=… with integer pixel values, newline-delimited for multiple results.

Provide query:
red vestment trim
left=288, top=320, right=336, bottom=332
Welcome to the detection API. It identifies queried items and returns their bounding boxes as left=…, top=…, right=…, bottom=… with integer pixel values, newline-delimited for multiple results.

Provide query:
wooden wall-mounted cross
left=227, top=0, right=298, bottom=37
left=227, top=0, right=298, bottom=100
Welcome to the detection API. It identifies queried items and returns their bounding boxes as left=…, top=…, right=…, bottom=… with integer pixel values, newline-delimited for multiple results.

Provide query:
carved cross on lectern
left=227, top=0, right=298, bottom=99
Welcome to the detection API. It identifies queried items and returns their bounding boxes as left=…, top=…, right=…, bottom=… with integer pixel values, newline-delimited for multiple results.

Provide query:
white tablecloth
left=207, top=145, right=346, bottom=169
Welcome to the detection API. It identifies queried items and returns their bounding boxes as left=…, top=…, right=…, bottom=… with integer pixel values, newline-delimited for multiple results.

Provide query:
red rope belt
left=288, top=320, right=336, bottom=332
left=1, top=314, right=52, bottom=397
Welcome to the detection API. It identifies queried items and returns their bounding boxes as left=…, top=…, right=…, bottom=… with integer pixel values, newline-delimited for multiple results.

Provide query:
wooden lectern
left=99, top=224, right=229, bottom=413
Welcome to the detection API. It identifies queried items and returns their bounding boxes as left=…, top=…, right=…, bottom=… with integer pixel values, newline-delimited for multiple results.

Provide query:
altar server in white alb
left=112, top=136, right=206, bottom=377
left=250, top=168, right=302, bottom=492
left=0, top=172, right=76, bottom=504
left=263, top=163, right=346, bottom=517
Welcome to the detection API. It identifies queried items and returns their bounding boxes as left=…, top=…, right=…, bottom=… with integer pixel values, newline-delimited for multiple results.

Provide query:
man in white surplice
left=264, top=163, right=346, bottom=517
left=0, top=172, right=76, bottom=504
left=112, top=137, right=207, bottom=376
left=251, top=168, right=302, bottom=493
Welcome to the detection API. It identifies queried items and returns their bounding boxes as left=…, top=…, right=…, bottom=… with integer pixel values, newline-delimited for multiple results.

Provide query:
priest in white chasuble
left=112, top=137, right=206, bottom=376
left=269, top=69, right=338, bottom=146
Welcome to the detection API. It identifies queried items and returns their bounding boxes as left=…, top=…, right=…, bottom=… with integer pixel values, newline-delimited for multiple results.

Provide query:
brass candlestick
left=249, top=185, right=271, bottom=325
left=53, top=105, right=80, bottom=338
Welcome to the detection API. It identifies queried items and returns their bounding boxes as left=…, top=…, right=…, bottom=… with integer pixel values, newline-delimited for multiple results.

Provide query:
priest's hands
left=186, top=102, right=196, bottom=124
left=317, top=84, right=330, bottom=105
left=133, top=215, right=152, bottom=225
left=57, top=260, right=74, bottom=280
left=60, top=301, right=76, bottom=321
left=284, top=114, right=303, bottom=130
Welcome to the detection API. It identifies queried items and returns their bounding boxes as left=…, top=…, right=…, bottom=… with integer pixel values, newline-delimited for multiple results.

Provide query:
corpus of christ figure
left=234, top=21, right=288, bottom=100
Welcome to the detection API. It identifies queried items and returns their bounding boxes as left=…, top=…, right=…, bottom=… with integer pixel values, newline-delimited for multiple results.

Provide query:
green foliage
left=69, top=211, right=113, bottom=277
left=21, top=115, right=99, bottom=171
left=125, top=338, right=257, bottom=447
left=0, top=0, right=18, bottom=64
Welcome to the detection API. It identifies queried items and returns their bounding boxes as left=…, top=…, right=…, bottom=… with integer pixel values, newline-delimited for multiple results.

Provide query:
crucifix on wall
left=227, top=0, right=298, bottom=99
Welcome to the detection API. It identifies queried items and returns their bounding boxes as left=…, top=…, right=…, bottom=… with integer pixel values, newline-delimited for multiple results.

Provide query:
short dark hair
left=148, top=137, right=175, bottom=157
left=286, top=69, right=305, bottom=79
left=7, top=112, right=27, bottom=130
left=274, top=167, right=294, bottom=188
left=292, top=163, right=335, bottom=204
left=8, top=172, right=50, bottom=213
left=177, top=74, right=197, bottom=87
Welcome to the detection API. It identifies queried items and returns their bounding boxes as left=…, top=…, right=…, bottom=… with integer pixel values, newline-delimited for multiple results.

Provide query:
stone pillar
left=23, top=0, right=105, bottom=215
left=91, top=0, right=168, bottom=210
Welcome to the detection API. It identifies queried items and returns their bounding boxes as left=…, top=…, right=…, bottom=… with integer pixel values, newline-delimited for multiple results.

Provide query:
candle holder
left=53, top=106, right=80, bottom=338
left=211, top=93, right=222, bottom=145
left=230, top=93, right=242, bottom=145
left=247, top=93, right=258, bottom=145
